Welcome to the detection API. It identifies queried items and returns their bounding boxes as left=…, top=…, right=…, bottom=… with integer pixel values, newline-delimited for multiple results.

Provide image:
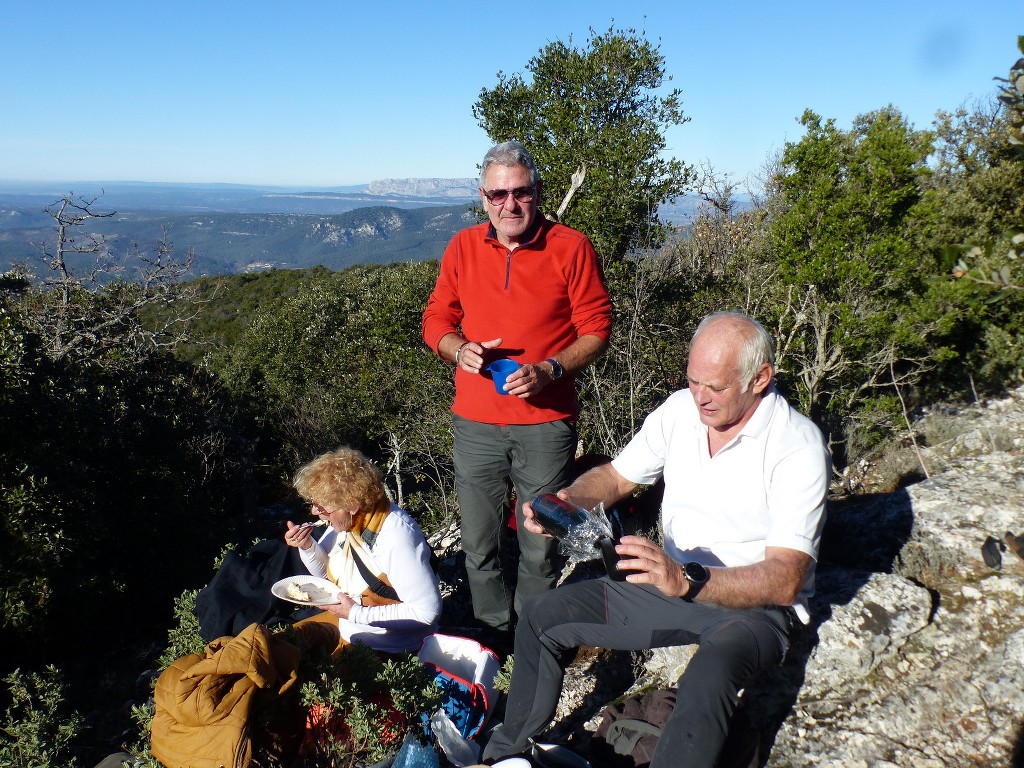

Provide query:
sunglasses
left=482, top=186, right=536, bottom=205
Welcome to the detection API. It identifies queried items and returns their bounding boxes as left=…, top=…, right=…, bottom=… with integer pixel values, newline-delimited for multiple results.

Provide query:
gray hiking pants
left=453, top=415, right=576, bottom=631
left=482, top=578, right=793, bottom=768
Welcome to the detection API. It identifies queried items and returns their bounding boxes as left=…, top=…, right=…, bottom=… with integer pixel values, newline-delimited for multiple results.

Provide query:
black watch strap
left=683, top=561, right=708, bottom=600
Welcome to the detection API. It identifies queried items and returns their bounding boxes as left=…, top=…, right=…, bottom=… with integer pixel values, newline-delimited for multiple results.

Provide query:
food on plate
left=286, top=582, right=311, bottom=601
left=284, top=580, right=337, bottom=603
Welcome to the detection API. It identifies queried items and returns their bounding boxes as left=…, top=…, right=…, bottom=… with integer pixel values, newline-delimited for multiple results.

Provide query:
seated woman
left=284, top=447, right=441, bottom=654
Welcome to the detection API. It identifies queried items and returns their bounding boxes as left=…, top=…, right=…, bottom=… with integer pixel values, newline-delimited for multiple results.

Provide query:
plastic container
left=486, top=358, right=521, bottom=395
left=530, top=493, right=590, bottom=539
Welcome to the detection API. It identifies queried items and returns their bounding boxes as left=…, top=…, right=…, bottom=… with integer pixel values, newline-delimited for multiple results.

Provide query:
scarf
left=326, top=501, right=396, bottom=603
left=348, top=499, right=390, bottom=549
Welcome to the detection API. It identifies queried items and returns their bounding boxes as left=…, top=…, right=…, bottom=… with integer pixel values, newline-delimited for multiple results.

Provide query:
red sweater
left=422, top=218, right=612, bottom=425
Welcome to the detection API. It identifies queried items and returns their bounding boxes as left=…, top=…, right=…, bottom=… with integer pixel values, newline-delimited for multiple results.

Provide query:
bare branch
left=20, top=194, right=202, bottom=366
left=554, top=164, right=587, bottom=221
left=891, top=360, right=930, bottom=479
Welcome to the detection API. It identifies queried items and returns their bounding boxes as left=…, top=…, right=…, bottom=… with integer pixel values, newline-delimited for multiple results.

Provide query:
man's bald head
left=690, top=312, right=774, bottom=393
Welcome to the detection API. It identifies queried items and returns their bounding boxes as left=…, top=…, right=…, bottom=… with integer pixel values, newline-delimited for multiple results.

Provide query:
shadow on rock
left=745, top=487, right=915, bottom=765
left=818, top=488, right=915, bottom=573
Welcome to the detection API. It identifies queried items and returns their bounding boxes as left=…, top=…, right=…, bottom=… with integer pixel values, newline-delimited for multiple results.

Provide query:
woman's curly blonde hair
left=292, top=447, right=388, bottom=513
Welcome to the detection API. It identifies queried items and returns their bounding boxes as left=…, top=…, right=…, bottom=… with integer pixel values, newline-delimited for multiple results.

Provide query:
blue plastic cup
left=486, top=358, right=521, bottom=395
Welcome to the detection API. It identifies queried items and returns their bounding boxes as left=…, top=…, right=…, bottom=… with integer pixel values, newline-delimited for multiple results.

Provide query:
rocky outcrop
left=537, top=385, right=1024, bottom=767
left=754, top=439, right=1024, bottom=768
left=366, top=178, right=477, bottom=198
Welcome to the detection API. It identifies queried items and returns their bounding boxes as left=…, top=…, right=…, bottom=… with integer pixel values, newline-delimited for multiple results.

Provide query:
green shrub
left=493, top=655, right=514, bottom=695
left=157, top=588, right=206, bottom=671
left=296, top=642, right=442, bottom=768
left=977, top=323, right=1024, bottom=385
left=0, top=667, right=85, bottom=768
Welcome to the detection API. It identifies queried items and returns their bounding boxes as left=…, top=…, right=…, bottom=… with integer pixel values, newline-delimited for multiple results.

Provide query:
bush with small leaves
left=0, top=666, right=85, bottom=768
left=296, top=643, right=442, bottom=768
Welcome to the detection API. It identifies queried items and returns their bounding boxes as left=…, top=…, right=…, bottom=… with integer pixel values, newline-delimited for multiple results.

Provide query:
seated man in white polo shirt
left=481, top=311, right=831, bottom=768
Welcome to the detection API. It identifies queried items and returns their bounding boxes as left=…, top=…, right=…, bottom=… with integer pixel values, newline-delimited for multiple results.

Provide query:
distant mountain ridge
left=0, top=178, right=739, bottom=278
left=0, top=203, right=478, bottom=278
left=366, top=178, right=478, bottom=197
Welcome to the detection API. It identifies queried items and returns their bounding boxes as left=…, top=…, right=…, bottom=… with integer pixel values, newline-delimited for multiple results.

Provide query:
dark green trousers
left=453, top=415, right=576, bottom=630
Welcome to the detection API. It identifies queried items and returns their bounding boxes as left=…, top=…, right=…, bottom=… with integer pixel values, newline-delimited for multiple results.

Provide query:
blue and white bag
left=418, top=632, right=501, bottom=765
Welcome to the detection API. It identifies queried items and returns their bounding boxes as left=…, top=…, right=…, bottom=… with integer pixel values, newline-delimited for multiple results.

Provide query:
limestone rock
left=366, top=178, right=477, bottom=198
left=800, top=571, right=933, bottom=700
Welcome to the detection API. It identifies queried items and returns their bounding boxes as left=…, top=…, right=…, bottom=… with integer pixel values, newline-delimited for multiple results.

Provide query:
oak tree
left=474, top=26, right=694, bottom=264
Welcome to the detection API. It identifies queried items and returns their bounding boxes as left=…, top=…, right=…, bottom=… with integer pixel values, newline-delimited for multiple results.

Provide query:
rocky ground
left=434, top=384, right=1024, bottom=768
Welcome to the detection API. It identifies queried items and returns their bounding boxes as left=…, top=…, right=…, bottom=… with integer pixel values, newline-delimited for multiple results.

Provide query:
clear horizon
left=2, top=1, right=1021, bottom=192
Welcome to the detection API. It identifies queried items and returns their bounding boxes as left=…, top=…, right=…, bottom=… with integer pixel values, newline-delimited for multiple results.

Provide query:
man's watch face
left=684, top=561, right=709, bottom=584
left=549, top=359, right=564, bottom=379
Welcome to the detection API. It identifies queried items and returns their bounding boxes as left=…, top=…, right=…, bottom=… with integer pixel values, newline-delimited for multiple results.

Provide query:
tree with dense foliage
left=924, top=38, right=1024, bottom=389
left=997, top=35, right=1024, bottom=154
left=765, top=107, right=942, bottom=455
left=473, top=26, right=694, bottom=264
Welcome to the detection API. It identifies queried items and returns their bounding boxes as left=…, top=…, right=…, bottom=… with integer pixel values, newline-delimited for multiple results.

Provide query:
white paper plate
left=271, top=575, right=343, bottom=606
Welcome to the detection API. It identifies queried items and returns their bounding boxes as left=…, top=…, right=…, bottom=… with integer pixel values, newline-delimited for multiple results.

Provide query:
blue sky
left=1, top=1, right=1020, bottom=190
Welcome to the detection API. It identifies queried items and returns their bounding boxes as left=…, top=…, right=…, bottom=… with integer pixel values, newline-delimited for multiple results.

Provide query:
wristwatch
left=546, top=358, right=565, bottom=380
left=682, top=561, right=709, bottom=600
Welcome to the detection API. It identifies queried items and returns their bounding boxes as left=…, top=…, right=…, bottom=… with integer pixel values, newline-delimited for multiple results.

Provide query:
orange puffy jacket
left=151, top=623, right=312, bottom=768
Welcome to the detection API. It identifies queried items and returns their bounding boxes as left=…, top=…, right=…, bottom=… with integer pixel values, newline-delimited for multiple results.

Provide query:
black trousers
left=481, top=578, right=793, bottom=768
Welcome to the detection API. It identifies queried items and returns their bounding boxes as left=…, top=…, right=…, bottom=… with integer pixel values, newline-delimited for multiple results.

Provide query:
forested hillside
left=1, top=28, right=1022, bottom=768
left=0, top=203, right=478, bottom=278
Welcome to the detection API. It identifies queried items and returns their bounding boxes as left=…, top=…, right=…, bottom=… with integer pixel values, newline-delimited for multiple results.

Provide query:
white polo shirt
left=612, top=385, right=830, bottom=622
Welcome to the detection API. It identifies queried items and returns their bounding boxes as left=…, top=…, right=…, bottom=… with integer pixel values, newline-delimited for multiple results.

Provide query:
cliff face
left=534, top=385, right=1024, bottom=767
left=366, top=178, right=478, bottom=198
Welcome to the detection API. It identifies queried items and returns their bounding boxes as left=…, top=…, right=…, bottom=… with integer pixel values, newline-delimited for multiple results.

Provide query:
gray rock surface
left=366, top=178, right=477, bottom=198
left=535, top=384, right=1024, bottom=767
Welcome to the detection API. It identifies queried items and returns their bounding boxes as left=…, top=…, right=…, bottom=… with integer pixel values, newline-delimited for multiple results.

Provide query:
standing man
left=481, top=312, right=830, bottom=768
left=422, top=140, right=612, bottom=637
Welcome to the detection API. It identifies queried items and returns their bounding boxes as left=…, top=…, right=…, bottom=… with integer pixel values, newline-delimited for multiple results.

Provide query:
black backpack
left=194, top=539, right=307, bottom=642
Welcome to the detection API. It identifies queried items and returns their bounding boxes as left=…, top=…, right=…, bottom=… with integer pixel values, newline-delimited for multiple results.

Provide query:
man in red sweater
left=422, top=140, right=612, bottom=638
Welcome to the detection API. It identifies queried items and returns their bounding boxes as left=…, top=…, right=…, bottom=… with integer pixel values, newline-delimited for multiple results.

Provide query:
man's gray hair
left=691, top=312, right=775, bottom=393
left=480, top=140, right=540, bottom=188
